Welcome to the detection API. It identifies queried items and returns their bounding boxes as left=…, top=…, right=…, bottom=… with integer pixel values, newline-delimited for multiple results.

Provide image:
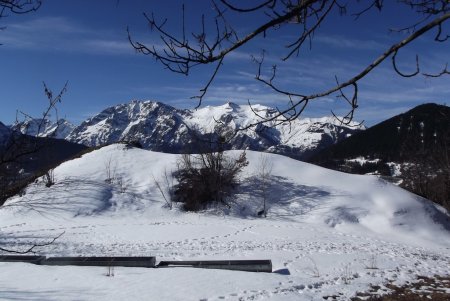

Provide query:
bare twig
left=0, top=231, right=64, bottom=254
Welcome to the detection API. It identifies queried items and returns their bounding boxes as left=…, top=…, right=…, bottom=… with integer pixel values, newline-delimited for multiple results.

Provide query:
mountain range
left=11, top=101, right=364, bottom=160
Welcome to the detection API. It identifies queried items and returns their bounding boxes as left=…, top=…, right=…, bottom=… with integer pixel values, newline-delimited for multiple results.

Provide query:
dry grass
left=351, top=275, right=450, bottom=301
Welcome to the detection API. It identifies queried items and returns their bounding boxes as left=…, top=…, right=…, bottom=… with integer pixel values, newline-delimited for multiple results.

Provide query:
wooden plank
left=0, top=255, right=45, bottom=264
left=42, top=256, right=156, bottom=268
left=0, top=256, right=272, bottom=272
left=157, top=260, right=272, bottom=273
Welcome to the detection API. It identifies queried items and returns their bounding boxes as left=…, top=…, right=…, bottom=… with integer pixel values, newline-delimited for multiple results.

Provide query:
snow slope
left=0, top=145, right=449, bottom=301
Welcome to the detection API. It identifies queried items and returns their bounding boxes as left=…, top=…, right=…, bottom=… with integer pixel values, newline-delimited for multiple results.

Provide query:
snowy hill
left=0, top=145, right=448, bottom=300
left=11, top=118, right=75, bottom=139
left=67, top=100, right=364, bottom=159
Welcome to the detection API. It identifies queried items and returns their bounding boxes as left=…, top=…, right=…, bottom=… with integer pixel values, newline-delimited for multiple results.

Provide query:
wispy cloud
left=0, top=16, right=136, bottom=55
left=226, top=50, right=253, bottom=61
left=315, top=35, right=387, bottom=51
left=80, top=39, right=134, bottom=55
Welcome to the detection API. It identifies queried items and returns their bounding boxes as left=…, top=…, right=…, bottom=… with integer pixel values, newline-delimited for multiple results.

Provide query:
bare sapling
left=153, top=168, right=174, bottom=209
left=104, top=156, right=117, bottom=184
left=257, top=153, right=273, bottom=217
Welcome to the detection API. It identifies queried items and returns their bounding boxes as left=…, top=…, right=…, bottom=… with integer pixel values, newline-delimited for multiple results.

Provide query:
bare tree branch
left=423, top=63, right=450, bottom=77
left=0, top=0, right=41, bottom=17
left=130, top=0, right=449, bottom=128
left=219, top=0, right=276, bottom=13
left=392, top=51, right=420, bottom=78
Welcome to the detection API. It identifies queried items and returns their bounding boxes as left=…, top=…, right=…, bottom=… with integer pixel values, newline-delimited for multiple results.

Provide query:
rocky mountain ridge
left=66, top=100, right=364, bottom=160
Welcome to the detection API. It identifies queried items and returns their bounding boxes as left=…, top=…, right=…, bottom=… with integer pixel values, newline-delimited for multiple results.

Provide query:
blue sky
left=0, top=0, right=448, bottom=126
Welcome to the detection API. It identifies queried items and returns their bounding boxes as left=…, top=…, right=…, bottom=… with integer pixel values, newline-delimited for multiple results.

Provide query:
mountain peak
left=224, top=101, right=240, bottom=110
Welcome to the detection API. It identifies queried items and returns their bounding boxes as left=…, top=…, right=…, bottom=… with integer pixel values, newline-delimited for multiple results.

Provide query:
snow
left=386, top=162, right=402, bottom=177
left=0, top=145, right=449, bottom=301
left=346, top=157, right=381, bottom=165
left=10, top=118, right=75, bottom=139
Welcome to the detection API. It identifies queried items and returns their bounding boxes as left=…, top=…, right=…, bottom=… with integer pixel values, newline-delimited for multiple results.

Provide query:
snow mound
left=1, top=144, right=449, bottom=301
left=4, top=144, right=449, bottom=246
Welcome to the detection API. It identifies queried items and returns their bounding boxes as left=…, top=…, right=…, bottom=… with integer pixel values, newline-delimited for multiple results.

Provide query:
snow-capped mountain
left=67, top=100, right=364, bottom=159
left=11, top=118, right=75, bottom=139
left=67, top=101, right=191, bottom=153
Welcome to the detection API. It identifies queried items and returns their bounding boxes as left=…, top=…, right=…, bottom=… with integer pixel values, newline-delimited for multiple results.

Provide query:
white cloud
left=316, top=35, right=387, bottom=51
left=0, top=16, right=137, bottom=55
left=81, top=39, right=135, bottom=55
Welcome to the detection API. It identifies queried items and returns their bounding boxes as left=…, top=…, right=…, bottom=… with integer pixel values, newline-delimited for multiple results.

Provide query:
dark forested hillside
left=0, top=133, right=88, bottom=205
left=309, top=103, right=450, bottom=210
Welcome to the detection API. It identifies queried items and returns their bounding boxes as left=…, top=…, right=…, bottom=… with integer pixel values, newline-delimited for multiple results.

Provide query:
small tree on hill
left=257, top=153, right=273, bottom=217
left=173, top=135, right=248, bottom=211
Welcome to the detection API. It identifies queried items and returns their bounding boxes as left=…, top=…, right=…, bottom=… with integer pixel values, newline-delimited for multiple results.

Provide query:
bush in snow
left=173, top=149, right=248, bottom=211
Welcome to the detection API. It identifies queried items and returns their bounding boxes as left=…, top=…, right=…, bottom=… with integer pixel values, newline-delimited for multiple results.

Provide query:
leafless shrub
left=362, top=254, right=379, bottom=270
left=173, top=150, right=248, bottom=211
left=104, top=156, right=117, bottom=184
left=342, top=263, right=353, bottom=285
left=256, top=153, right=273, bottom=217
left=153, top=168, right=174, bottom=209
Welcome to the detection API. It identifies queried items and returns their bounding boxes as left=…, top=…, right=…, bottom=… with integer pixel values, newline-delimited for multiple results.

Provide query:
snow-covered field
left=0, top=145, right=449, bottom=300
